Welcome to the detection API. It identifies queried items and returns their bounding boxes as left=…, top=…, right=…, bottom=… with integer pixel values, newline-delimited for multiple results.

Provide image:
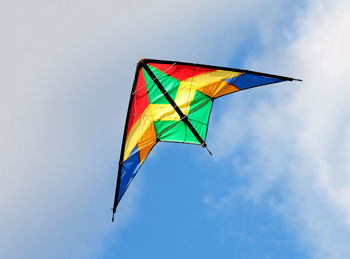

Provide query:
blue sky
left=2, top=0, right=350, bottom=258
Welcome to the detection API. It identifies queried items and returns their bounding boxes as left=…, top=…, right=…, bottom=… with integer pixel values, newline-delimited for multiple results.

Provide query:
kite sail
left=112, top=58, right=301, bottom=221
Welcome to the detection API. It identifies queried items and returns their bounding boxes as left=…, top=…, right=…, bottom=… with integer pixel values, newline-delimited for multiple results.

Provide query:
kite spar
left=112, top=58, right=301, bottom=221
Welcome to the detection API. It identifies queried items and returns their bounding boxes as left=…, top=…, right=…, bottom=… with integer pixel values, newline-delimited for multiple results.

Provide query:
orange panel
left=198, top=80, right=240, bottom=98
left=213, top=83, right=240, bottom=98
left=137, top=123, right=157, bottom=164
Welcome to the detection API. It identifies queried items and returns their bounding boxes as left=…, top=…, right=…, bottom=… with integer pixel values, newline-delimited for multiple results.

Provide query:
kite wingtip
left=294, top=78, right=303, bottom=82
left=111, top=208, right=116, bottom=222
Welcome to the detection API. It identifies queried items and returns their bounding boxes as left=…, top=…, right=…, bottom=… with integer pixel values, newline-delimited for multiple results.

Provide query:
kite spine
left=141, top=61, right=212, bottom=155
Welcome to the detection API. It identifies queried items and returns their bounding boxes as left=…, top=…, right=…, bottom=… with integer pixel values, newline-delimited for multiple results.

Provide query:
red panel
left=126, top=69, right=150, bottom=135
left=149, top=63, right=216, bottom=81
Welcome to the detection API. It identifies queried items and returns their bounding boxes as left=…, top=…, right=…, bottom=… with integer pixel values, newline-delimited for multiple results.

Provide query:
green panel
left=154, top=91, right=212, bottom=144
left=154, top=120, right=200, bottom=144
left=143, top=65, right=180, bottom=104
left=187, top=90, right=212, bottom=141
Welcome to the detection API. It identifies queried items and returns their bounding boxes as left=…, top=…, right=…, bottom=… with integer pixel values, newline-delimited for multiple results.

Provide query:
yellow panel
left=174, top=82, right=197, bottom=115
left=150, top=104, right=180, bottom=121
left=182, top=70, right=242, bottom=90
left=150, top=81, right=198, bottom=121
left=137, top=123, right=157, bottom=164
left=124, top=106, right=153, bottom=161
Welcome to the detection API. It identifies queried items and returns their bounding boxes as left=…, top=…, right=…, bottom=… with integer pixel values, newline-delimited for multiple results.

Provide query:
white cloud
left=0, top=0, right=303, bottom=258
left=210, top=0, right=350, bottom=258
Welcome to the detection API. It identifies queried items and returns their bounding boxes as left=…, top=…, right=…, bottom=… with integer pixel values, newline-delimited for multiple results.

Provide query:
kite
left=112, top=58, right=301, bottom=221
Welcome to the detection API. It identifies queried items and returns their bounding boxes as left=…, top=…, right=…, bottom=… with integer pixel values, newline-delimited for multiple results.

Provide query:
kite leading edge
left=112, top=58, right=301, bottom=222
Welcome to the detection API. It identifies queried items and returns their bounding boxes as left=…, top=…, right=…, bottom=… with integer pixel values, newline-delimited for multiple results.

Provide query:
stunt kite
left=112, top=58, right=301, bottom=221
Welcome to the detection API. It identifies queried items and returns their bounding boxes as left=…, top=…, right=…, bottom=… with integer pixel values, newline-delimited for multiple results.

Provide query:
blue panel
left=224, top=75, right=241, bottom=85
left=225, top=73, right=283, bottom=90
left=118, top=146, right=140, bottom=201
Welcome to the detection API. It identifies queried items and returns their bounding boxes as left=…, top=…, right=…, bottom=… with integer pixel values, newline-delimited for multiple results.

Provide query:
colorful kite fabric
left=112, top=59, right=299, bottom=221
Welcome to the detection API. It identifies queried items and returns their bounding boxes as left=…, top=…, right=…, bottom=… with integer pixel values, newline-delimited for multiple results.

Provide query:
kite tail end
left=202, top=143, right=213, bottom=156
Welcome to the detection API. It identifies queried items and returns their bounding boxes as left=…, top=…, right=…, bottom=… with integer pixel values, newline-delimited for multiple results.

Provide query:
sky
left=2, top=0, right=350, bottom=258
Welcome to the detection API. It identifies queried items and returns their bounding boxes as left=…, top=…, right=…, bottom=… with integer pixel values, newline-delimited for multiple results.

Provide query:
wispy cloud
left=210, top=0, right=350, bottom=258
left=1, top=0, right=303, bottom=258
